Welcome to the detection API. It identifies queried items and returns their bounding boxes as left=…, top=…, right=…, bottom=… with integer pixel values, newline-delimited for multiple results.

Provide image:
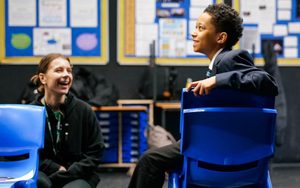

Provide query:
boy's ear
left=217, top=32, right=227, bottom=45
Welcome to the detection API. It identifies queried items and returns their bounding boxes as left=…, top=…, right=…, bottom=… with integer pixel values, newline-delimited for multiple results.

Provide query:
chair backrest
left=0, top=104, right=46, bottom=187
left=181, top=88, right=275, bottom=109
left=180, top=88, right=277, bottom=165
left=175, top=89, right=277, bottom=187
left=0, top=104, right=46, bottom=150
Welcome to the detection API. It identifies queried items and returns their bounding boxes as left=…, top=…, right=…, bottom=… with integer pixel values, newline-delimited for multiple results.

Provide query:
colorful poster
left=33, top=28, right=71, bottom=55
left=159, top=19, right=187, bottom=57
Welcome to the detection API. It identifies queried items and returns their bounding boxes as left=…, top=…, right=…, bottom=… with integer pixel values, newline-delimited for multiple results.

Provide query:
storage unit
left=94, top=106, right=148, bottom=167
left=118, top=99, right=154, bottom=124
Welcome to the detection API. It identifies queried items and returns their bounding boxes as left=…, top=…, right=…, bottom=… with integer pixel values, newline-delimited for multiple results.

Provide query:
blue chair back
left=173, top=89, right=276, bottom=188
left=181, top=88, right=275, bottom=109
left=0, top=104, right=46, bottom=188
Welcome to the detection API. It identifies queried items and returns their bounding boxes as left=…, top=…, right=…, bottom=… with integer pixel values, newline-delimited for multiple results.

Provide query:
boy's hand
left=186, top=76, right=216, bottom=96
left=58, top=166, right=67, bottom=171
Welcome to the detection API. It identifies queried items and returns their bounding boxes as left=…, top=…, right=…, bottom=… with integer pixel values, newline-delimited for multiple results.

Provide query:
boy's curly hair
left=204, top=3, right=243, bottom=49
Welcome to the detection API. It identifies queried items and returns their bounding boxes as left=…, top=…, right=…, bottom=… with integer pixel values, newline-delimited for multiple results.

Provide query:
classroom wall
left=1, top=0, right=300, bottom=163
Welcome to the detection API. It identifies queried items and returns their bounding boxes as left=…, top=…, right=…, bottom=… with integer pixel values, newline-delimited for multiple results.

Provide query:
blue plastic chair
left=0, top=104, right=46, bottom=188
left=169, top=88, right=277, bottom=188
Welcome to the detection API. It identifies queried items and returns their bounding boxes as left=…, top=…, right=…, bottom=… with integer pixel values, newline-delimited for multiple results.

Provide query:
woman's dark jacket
left=32, top=93, right=104, bottom=188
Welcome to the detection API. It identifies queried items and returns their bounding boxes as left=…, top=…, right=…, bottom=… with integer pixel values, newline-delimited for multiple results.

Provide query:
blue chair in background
left=0, top=104, right=46, bottom=188
left=169, top=88, right=277, bottom=188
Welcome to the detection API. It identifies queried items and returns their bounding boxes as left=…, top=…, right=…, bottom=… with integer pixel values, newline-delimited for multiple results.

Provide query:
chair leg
left=168, top=172, right=180, bottom=188
left=266, top=170, right=272, bottom=188
left=255, top=170, right=272, bottom=188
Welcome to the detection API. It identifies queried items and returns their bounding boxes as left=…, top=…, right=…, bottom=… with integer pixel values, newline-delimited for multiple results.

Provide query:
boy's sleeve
left=215, top=50, right=278, bottom=96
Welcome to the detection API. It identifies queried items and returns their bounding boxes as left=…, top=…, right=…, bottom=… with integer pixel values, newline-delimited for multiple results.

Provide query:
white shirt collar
left=208, top=48, right=223, bottom=70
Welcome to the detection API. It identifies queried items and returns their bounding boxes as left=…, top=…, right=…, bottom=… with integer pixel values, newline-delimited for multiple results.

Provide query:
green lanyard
left=45, top=108, right=62, bottom=155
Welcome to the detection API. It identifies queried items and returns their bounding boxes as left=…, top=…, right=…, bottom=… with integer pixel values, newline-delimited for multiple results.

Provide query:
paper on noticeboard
left=33, top=28, right=71, bottom=55
left=288, top=22, right=300, bottom=33
left=190, top=0, right=212, bottom=7
left=39, top=0, right=67, bottom=27
left=189, top=7, right=205, bottom=19
left=284, top=36, right=298, bottom=47
left=278, top=10, right=291, bottom=20
left=273, top=25, right=288, bottom=36
left=70, top=0, right=98, bottom=27
left=8, top=0, right=36, bottom=26
left=240, top=26, right=261, bottom=54
left=284, top=48, right=298, bottom=58
left=136, top=0, right=155, bottom=23
left=135, top=24, right=158, bottom=56
left=278, top=0, right=292, bottom=9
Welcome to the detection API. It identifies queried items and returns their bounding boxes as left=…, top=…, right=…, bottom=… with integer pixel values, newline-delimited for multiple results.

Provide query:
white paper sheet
left=70, top=0, right=98, bottom=27
left=240, top=0, right=259, bottom=24
left=258, top=0, right=276, bottom=33
left=39, top=0, right=67, bottom=27
left=8, top=0, right=36, bottom=26
left=189, top=7, right=205, bottom=19
left=190, top=0, right=212, bottom=7
left=135, top=24, right=158, bottom=56
left=278, top=10, right=291, bottom=20
left=284, top=48, right=298, bottom=58
left=136, top=0, right=155, bottom=23
left=33, top=28, right=71, bottom=55
left=241, top=0, right=275, bottom=34
left=284, top=36, right=298, bottom=47
left=273, top=25, right=288, bottom=36
left=288, top=22, right=300, bottom=33
left=240, top=26, right=261, bottom=54
left=278, top=0, right=292, bottom=9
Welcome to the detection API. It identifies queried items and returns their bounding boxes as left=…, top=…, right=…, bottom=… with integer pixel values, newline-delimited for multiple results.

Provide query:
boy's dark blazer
left=211, top=49, right=278, bottom=96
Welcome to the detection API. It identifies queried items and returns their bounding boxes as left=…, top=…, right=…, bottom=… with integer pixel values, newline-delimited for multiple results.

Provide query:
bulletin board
left=117, top=0, right=299, bottom=66
left=239, top=0, right=299, bottom=65
left=0, top=0, right=108, bottom=64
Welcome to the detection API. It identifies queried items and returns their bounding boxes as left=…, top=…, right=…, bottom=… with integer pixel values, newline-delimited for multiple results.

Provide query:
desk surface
left=93, top=106, right=147, bottom=112
left=155, top=102, right=181, bottom=109
left=118, top=99, right=153, bottom=104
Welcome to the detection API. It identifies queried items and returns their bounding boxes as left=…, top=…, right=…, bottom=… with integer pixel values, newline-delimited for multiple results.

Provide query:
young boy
left=128, top=3, right=278, bottom=188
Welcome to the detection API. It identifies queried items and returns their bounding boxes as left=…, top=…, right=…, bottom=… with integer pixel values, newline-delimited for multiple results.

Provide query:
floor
left=96, top=163, right=300, bottom=188
left=269, top=163, right=300, bottom=188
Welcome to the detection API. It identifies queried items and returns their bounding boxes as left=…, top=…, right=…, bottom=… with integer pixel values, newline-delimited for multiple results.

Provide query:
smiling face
left=191, top=12, right=226, bottom=60
left=39, top=57, right=73, bottom=97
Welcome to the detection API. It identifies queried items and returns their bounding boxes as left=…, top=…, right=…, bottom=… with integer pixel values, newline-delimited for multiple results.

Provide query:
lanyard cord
left=43, top=98, right=62, bottom=155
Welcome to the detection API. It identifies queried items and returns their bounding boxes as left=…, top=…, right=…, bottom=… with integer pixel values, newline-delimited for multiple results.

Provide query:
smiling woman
left=31, top=54, right=73, bottom=110
left=30, top=53, right=105, bottom=188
